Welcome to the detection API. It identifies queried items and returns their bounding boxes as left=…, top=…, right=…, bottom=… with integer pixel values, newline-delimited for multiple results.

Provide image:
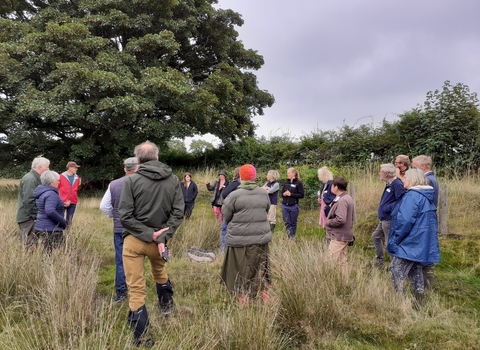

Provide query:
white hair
left=40, top=171, right=59, bottom=185
left=31, top=157, right=50, bottom=170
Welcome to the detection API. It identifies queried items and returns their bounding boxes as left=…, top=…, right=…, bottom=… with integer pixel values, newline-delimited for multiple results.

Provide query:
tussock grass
left=1, top=168, right=480, bottom=349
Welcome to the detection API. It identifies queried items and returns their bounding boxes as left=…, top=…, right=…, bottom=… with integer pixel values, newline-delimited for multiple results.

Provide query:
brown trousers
left=123, top=235, right=168, bottom=311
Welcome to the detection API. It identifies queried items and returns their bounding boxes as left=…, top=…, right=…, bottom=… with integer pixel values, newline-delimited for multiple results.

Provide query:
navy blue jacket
left=425, top=171, right=439, bottom=207
left=182, top=181, right=198, bottom=203
left=321, top=180, right=336, bottom=205
left=33, top=185, right=67, bottom=232
left=378, top=178, right=406, bottom=220
left=222, top=178, right=241, bottom=199
left=387, top=187, right=440, bottom=264
left=282, top=179, right=304, bottom=206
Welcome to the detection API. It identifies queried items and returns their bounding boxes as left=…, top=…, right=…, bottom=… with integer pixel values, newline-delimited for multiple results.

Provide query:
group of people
left=16, top=158, right=81, bottom=253
left=15, top=147, right=442, bottom=346
left=315, top=155, right=440, bottom=307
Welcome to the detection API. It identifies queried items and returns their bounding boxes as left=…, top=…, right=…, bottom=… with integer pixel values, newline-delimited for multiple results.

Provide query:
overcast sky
left=212, top=0, right=480, bottom=141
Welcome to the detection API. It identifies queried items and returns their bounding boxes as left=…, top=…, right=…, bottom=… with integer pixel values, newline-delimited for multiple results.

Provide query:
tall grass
left=1, top=168, right=479, bottom=349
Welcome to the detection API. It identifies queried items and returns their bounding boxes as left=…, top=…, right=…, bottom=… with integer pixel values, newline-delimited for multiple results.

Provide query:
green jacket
left=16, top=170, right=41, bottom=223
left=119, top=160, right=184, bottom=244
left=221, top=181, right=272, bottom=247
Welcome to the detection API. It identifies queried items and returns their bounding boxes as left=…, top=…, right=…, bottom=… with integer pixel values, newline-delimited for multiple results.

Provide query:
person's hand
left=64, top=200, right=71, bottom=207
left=205, top=180, right=210, bottom=185
left=317, top=198, right=321, bottom=205
left=153, top=227, right=169, bottom=242
left=157, top=242, right=165, bottom=256
left=283, top=190, right=291, bottom=197
left=262, top=185, right=268, bottom=190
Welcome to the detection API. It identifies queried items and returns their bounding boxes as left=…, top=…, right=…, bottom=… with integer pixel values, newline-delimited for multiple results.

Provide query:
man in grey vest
left=100, top=157, right=138, bottom=302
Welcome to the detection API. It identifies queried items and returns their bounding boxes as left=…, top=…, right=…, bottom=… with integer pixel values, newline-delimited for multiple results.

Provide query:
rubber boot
left=422, top=266, right=435, bottom=290
left=270, top=224, right=276, bottom=233
left=156, top=280, right=174, bottom=317
left=127, top=305, right=154, bottom=347
left=413, top=291, right=424, bottom=310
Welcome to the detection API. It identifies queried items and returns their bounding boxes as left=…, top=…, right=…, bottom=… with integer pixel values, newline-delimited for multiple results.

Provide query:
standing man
left=395, top=155, right=410, bottom=179
left=59, top=161, right=81, bottom=225
left=412, top=155, right=439, bottom=207
left=371, top=163, right=406, bottom=268
left=412, top=155, right=439, bottom=289
left=325, top=177, right=355, bottom=277
left=100, top=157, right=138, bottom=302
left=16, top=157, right=50, bottom=247
left=119, top=141, right=184, bottom=347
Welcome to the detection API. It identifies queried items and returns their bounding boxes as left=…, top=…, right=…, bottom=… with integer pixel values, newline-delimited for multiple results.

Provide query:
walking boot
left=270, top=224, right=276, bottom=233
left=422, top=266, right=435, bottom=290
left=127, top=305, right=154, bottom=347
left=156, top=279, right=174, bottom=317
left=413, top=291, right=424, bottom=310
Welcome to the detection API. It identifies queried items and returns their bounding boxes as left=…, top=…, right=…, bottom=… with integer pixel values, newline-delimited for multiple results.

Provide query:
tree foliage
left=0, top=0, right=274, bottom=177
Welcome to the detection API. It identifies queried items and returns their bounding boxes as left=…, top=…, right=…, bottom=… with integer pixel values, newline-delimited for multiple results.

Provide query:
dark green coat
left=16, top=170, right=41, bottom=223
left=119, top=160, right=184, bottom=244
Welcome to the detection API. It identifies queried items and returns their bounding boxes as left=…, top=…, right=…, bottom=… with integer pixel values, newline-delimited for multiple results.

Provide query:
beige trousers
left=123, top=235, right=168, bottom=311
left=329, top=240, right=349, bottom=277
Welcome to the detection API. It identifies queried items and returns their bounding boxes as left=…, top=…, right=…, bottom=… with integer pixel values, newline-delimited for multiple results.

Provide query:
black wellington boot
left=270, top=224, right=276, bottom=233
left=422, top=266, right=435, bottom=290
left=127, top=305, right=154, bottom=347
left=156, top=279, right=175, bottom=317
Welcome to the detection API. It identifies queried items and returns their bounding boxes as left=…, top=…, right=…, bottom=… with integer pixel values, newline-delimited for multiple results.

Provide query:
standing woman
left=33, top=171, right=67, bottom=254
left=387, top=168, right=440, bottom=307
left=317, top=167, right=336, bottom=228
left=206, top=170, right=229, bottom=224
left=262, top=170, right=280, bottom=233
left=221, top=164, right=271, bottom=305
left=281, top=167, right=304, bottom=239
left=59, top=161, right=81, bottom=225
left=181, top=172, right=198, bottom=219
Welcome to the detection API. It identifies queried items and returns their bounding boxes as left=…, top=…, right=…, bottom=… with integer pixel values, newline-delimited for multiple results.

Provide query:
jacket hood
left=136, top=160, right=172, bottom=181
left=409, top=186, right=435, bottom=204
left=33, top=184, right=58, bottom=199
left=238, top=180, right=257, bottom=190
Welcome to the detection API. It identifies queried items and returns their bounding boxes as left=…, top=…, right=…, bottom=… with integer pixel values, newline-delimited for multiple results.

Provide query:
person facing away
left=16, top=157, right=50, bottom=247
left=281, top=167, right=304, bottom=239
left=181, top=172, right=198, bottom=219
left=371, top=163, right=406, bottom=268
left=325, top=177, right=355, bottom=277
left=205, top=170, right=229, bottom=224
left=118, top=141, right=184, bottom=347
left=33, top=170, right=67, bottom=254
left=220, top=164, right=272, bottom=306
left=58, top=161, right=81, bottom=225
left=100, top=157, right=138, bottom=303
left=411, top=155, right=439, bottom=290
left=219, top=167, right=241, bottom=251
left=387, top=168, right=440, bottom=308
left=317, top=166, right=335, bottom=228
left=262, top=170, right=280, bottom=233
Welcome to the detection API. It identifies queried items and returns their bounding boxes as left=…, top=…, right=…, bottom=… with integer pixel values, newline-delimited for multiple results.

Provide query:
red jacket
left=59, top=172, right=81, bottom=204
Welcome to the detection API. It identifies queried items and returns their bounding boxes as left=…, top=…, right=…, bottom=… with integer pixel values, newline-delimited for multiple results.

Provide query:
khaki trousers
left=123, top=235, right=168, bottom=311
left=329, top=240, right=349, bottom=277
left=18, top=220, right=39, bottom=247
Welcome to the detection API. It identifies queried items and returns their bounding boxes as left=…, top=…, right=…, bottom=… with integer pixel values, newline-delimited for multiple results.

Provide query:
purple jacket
left=33, top=185, right=67, bottom=232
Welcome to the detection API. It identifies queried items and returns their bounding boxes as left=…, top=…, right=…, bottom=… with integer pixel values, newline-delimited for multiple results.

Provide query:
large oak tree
left=0, top=0, right=274, bottom=177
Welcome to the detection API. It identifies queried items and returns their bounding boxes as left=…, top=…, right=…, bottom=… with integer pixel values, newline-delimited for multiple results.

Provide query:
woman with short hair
left=33, top=170, right=67, bottom=253
left=317, top=167, right=335, bottom=228
left=262, top=170, right=280, bottom=233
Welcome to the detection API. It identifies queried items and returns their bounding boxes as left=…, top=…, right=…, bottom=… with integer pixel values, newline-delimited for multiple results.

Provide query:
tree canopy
left=0, top=0, right=274, bottom=177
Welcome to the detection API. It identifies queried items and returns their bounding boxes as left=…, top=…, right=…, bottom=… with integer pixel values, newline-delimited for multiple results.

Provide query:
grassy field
left=0, top=170, right=479, bottom=349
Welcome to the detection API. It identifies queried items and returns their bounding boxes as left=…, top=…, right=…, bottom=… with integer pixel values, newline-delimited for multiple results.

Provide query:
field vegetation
left=0, top=168, right=479, bottom=349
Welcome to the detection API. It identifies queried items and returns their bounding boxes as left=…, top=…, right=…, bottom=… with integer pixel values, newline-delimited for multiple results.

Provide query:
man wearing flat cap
left=58, top=161, right=81, bottom=226
left=100, top=157, right=138, bottom=302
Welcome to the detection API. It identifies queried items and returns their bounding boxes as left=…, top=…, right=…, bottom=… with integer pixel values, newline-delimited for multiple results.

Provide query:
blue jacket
left=33, top=185, right=67, bottom=232
left=182, top=180, right=198, bottom=203
left=387, top=187, right=440, bottom=264
left=378, top=177, right=406, bottom=220
left=425, top=171, right=439, bottom=207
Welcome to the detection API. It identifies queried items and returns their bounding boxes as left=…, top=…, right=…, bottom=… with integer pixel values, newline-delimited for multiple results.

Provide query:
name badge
left=386, top=188, right=391, bottom=192
left=290, top=184, right=296, bottom=188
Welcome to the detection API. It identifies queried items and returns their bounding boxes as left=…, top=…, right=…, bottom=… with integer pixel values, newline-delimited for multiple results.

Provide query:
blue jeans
left=282, top=204, right=300, bottom=238
left=221, top=222, right=228, bottom=251
left=114, top=232, right=127, bottom=298
left=64, top=204, right=77, bottom=224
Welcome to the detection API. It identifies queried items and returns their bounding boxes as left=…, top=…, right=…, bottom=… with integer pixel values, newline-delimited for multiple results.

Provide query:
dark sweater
left=378, top=177, right=406, bottom=220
